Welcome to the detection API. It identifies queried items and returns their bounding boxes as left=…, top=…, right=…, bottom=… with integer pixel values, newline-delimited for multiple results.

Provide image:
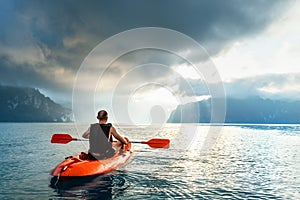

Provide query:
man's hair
left=97, top=110, right=108, bottom=120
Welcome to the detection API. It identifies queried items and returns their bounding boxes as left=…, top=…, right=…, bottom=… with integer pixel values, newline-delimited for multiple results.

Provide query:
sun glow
left=128, top=86, right=178, bottom=124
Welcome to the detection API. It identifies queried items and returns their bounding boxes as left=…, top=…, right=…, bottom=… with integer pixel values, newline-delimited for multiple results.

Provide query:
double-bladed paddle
left=51, top=134, right=170, bottom=148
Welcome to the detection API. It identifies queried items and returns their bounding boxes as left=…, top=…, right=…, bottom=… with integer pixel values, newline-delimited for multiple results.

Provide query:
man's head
left=97, top=110, right=108, bottom=121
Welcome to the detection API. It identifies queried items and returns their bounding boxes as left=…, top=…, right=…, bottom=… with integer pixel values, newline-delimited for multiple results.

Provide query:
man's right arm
left=111, top=126, right=128, bottom=144
left=82, top=127, right=90, bottom=139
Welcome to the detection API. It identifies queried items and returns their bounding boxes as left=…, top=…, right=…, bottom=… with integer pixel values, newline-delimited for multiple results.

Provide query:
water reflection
left=50, top=171, right=129, bottom=199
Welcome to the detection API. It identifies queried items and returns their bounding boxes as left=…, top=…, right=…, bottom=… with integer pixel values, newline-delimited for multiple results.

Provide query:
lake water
left=0, top=123, right=299, bottom=199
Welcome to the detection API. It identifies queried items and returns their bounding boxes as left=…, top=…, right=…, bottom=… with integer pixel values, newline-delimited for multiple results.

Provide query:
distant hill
left=0, top=85, right=72, bottom=122
left=167, top=97, right=300, bottom=124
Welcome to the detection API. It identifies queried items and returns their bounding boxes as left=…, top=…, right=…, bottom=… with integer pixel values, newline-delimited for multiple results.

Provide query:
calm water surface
left=0, top=123, right=299, bottom=199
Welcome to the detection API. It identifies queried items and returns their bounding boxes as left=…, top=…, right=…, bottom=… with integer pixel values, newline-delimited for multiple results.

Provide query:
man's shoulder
left=91, top=123, right=112, bottom=127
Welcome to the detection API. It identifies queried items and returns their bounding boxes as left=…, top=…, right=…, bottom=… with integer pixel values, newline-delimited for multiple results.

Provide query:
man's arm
left=82, top=127, right=90, bottom=139
left=110, top=126, right=128, bottom=144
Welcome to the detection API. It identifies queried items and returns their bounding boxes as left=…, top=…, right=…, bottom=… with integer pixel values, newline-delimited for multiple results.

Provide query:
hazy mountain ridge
left=0, top=85, right=72, bottom=122
left=168, top=97, right=300, bottom=124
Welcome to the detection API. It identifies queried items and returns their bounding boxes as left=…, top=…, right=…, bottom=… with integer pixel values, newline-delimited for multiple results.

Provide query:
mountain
left=0, top=85, right=72, bottom=122
left=167, top=97, right=300, bottom=124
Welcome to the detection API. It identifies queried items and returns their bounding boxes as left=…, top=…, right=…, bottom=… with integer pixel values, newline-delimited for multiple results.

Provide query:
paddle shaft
left=63, top=138, right=158, bottom=143
left=51, top=134, right=170, bottom=148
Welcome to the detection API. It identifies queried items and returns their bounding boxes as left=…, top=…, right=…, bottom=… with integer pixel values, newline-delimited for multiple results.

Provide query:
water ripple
left=0, top=123, right=299, bottom=199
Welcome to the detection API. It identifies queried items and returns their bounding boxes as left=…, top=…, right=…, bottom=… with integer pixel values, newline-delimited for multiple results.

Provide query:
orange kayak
left=51, top=142, right=133, bottom=179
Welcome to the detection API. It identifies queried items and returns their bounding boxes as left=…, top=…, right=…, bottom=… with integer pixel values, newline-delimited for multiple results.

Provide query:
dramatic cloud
left=1, top=0, right=299, bottom=124
left=0, top=0, right=292, bottom=103
left=225, top=73, right=300, bottom=100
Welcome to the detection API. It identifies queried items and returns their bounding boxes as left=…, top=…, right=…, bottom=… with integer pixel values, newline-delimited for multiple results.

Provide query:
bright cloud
left=172, top=63, right=203, bottom=80
left=258, top=79, right=300, bottom=95
left=213, top=1, right=300, bottom=82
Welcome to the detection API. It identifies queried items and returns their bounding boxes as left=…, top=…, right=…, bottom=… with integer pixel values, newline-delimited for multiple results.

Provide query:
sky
left=1, top=0, right=300, bottom=124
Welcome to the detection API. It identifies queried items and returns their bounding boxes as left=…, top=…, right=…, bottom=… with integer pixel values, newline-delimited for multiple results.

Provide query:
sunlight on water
left=0, top=123, right=299, bottom=199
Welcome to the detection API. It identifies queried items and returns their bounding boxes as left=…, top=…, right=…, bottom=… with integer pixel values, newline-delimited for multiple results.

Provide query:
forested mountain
left=168, top=97, right=300, bottom=124
left=0, top=85, right=72, bottom=122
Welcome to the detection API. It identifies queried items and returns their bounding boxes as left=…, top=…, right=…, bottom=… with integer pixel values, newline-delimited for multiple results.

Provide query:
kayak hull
left=51, top=142, right=133, bottom=178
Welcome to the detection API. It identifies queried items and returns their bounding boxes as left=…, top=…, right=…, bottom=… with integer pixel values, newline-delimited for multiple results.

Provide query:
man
left=82, top=110, right=128, bottom=159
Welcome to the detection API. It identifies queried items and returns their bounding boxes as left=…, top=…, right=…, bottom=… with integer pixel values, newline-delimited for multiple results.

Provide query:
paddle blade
left=51, top=134, right=74, bottom=144
left=143, top=138, right=170, bottom=148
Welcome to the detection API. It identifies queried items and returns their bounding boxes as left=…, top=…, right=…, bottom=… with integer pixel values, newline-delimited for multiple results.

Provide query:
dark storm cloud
left=0, top=54, right=73, bottom=101
left=0, top=0, right=291, bottom=101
